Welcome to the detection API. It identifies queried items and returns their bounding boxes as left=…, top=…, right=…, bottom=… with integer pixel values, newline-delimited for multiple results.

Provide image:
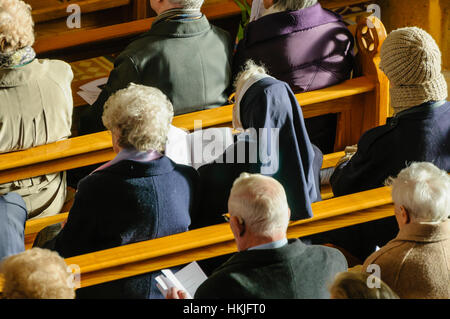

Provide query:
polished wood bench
left=20, top=150, right=344, bottom=250
left=1, top=184, right=393, bottom=293
left=33, top=0, right=373, bottom=60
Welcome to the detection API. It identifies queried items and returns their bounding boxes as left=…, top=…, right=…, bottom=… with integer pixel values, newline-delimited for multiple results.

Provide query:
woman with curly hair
left=0, top=248, right=76, bottom=299
left=0, top=0, right=73, bottom=219
left=42, top=84, right=199, bottom=299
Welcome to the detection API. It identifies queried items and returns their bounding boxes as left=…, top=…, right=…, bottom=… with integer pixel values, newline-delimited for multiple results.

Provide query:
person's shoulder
left=356, top=119, right=397, bottom=153
left=303, top=243, right=348, bottom=269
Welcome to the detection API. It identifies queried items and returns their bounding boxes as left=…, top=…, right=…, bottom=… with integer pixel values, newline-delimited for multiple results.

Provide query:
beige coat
left=363, top=220, right=450, bottom=299
left=0, top=59, right=73, bottom=219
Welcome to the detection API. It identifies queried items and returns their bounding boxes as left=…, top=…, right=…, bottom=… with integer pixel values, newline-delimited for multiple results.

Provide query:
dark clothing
left=232, top=4, right=354, bottom=93
left=331, top=100, right=450, bottom=196
left=0, top=193, right=27, bottom=260
left=192, top=77, right=322, bottom=229
left=194, top=239, right=348, bottom=299
left=311, top=101, right=450, bottom=261
left=80, top=14, right=233, bottom=135
left=232, top=3, right=354, bottom=153
left=46, top=156, right=199, bottom=299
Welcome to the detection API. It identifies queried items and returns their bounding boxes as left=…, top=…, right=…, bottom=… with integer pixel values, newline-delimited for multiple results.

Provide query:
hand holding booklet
left=155, top=261, right=208, bottom=299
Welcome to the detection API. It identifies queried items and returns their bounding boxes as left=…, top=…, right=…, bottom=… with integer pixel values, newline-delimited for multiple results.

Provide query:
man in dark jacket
left=79, top=0, right=233, bottom=135
left=232, top=0, right=354, bottom=153
left=169, top=173, right=347, bottom=299
left=312, top=27, right=450, bottom=261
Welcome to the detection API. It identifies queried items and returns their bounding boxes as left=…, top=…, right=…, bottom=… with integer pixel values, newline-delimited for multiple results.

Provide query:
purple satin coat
left=233, top=3, right=355, bottom=93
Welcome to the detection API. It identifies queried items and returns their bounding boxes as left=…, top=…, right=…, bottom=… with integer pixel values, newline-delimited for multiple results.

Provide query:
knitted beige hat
left=379, top=27, right=448, bottom=113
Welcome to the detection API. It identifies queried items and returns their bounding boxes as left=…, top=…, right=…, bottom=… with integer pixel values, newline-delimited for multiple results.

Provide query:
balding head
left=228, top=173, right=290, bottom=239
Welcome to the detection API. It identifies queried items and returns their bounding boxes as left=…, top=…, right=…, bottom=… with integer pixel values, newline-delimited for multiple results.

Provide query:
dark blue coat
left=48, top=156, right=199, bottom=299
left=331, top=101, right=450, bottom=196
left=0, top=193, right=27, bottom=261
left=192, top=77, right=322, bottom=229
left=314, top=101, right=450, bottom=261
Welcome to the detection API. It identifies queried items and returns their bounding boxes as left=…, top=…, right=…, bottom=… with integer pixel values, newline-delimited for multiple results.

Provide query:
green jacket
left=80, top=14, right=233, bottom=134
left=195, top=239, right=347, bottom=299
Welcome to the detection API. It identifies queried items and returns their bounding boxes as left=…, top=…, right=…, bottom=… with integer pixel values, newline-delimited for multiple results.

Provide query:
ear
left=399, top=205, right=411, bottom=225
left=230, top=215, right=245, bottom=238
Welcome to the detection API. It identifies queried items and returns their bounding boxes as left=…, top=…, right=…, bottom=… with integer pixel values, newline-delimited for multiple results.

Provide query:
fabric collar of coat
left=238, top=76, right=318, bottom=219
left=243, top=3, right=343, bottom=46
left=0, top=59, right=42, bottom=87
left=91, top=155, right=177, bottom=178
left=149, top=13, right=211, bottom=38
left=395, top=219, right=450, bottom=243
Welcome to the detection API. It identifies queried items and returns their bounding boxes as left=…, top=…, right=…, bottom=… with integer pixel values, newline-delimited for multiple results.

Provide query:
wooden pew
left=68, top=15, right=389, bottom=151
left=1, top=185, right=394, bottom=293
left=33, top=0, right=373, bottom=60
left=20, top=151, right=344, bottom=250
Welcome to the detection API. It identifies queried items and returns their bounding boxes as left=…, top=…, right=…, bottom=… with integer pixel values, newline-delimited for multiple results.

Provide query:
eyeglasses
left=228, top=93, right=236, bottom=104
left=222, top=213, right=244, bottom=225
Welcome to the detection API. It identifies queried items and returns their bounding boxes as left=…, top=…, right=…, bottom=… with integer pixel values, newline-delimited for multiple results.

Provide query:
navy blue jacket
left=192, top=77, right=322, bottom=229
left=48, top=156, right=199, bottom=299
left=331, top=101, right=450, bottom=196
left=0, top=193, right=27, bottom=261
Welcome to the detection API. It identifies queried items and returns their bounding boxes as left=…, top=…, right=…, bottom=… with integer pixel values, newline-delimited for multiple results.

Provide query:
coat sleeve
left=48, top=176, right=102, bottom=258
left=79, top=54, right=140, bottom=134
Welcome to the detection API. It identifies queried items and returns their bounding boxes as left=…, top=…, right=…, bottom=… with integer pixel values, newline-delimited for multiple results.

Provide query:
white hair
left=272, top=0, right=317, bottom=11
left=386, top=162, right=450, bottom=223
left=228, top=173, right=290, bottom=237
left=0, top=0, right=34, bottom=53
left=0, top=248, right=75, bottom=299
left=102, top=83, right=174, bottom=153
left=168, top=0, right=204, bottom=9
left=234, top=59, right=268, bottom=97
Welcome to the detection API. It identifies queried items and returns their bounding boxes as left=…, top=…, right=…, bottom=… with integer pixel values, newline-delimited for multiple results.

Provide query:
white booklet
left=77, top=77, right=108, bottom=105
left=155, top=261, right=208, bottom=299
left=165, top=125, right=234, bottom=169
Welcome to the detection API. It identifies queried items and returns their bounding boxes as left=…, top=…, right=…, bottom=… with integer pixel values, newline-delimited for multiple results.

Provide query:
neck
left=239, top=232, right=287, bottom=251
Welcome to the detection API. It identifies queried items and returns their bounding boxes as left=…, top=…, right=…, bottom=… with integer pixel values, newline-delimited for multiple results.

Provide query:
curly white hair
left=0, top=248, right=76, bottom=299
left=0, top=0, right=35, bottom=53
left=102, top=83, right=174, bottom=153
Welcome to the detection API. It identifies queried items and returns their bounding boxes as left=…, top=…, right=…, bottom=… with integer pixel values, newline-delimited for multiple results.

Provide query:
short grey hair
left=102, top=83, right=174, bottom=153
left=272, top=0, right=317, bottom=11
left=386, top=162, right=450, bottom=223
left=0, top=0, right=35, bottom=53
left=228, top=173, right=290, bottom=237
left=168, top=0, right=204, bottom=10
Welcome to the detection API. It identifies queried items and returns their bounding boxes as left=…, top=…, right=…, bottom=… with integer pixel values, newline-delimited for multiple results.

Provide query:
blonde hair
left=329, top=272, right=399, bottom=299
left=0, top=0, right=35, bottom=53
left=102, top=83, right=174, bottom=153
left=228, top=173, right=290, bottom=237
left=233, top=60, right=268, bottom=97
left=0, top=248, right=75, bottom=299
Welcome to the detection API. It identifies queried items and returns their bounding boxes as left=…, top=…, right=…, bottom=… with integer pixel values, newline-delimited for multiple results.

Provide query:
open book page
left=155, top=261, right=208, bottom=299
left=188, top=127, right=234, bottom=170
left=165, top=126, right=234, bottom=169
left=165, top=125, right=191, bottom=165
left=77, top=77, right=108, bottom=105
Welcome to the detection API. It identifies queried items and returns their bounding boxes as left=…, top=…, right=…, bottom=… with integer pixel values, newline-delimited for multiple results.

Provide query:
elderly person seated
left=232, top=0, right=354, bottom=153
left=329, top=272, right=399, bottom=299
left=310, top=27, right=450, bottom=261
left=42, top=84, right=199, bottom=299
left=0, top=248, right=75, bottom=299
left=192, top=60, right=322, bottom=231
left=79, top=0, right=233, bottom=135
left=0, top=0, right=73, bottom=219
left=362, top=162, right=450, bottom=299
left=169, top=173, right=347, bottom=299
left=0, top=193, right=27, bottom=260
